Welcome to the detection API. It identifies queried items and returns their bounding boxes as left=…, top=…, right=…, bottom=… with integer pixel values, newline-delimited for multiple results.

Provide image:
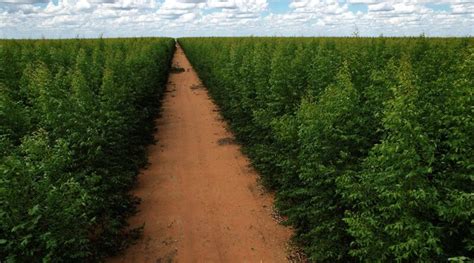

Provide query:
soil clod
left=217, top=137, right=236, bottom=145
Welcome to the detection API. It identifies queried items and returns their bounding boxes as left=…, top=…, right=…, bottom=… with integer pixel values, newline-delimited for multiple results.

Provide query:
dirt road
left=107, top=44, right=292, bottom=263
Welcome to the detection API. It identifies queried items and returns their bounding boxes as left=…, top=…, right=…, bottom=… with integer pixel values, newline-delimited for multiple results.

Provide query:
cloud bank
left=0, top=0, right=473, bottom=38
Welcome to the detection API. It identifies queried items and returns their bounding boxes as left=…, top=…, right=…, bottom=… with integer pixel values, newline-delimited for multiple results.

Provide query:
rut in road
left=108, top=44, right=292, bottom=262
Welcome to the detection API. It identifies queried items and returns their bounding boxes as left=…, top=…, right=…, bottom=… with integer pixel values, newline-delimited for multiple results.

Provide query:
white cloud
left=207, top=0, right=237, bottom=9
left=369, top=2, right=394, bottom=11
left=0, top=0, right=47, bottom=4
left=452, top=2, right=474, bottom=13
left=347, top=0, right=379, bottom=3
left=0, top=0, right=472, bottom=38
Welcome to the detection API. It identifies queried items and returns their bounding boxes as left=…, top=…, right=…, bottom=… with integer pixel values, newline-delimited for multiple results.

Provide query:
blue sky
left=0, top=0, right=473, bottom=38
left=269, top=2, right=450, bottom=14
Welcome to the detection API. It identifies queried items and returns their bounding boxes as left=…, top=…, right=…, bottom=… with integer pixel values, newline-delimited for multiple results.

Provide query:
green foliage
left=179, top=37, right=473, bottom=262
left=0, top=38, right=175, bottom=262
left=292, top=62, right=359, bottom=261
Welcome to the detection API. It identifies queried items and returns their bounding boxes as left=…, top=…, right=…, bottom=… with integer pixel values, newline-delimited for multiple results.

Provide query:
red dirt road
left=107, top=45, right=292, bottom=262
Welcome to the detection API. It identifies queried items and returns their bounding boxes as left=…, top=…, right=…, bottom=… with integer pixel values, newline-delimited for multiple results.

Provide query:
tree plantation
left=179, top=37, right=473, bottom=262
left=1, top=38, right=175, bottom=261
left=1, top=37, right=473, bottom=262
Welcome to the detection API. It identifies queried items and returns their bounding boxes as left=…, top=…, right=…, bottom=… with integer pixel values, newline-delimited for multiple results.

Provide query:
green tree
left=289, top=62, right=359, bottom=261
left=345, top=57, right=442, bottom=261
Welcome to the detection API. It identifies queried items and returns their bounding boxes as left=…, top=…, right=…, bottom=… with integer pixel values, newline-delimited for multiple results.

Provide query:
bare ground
left=107, top=44, right=292, bottom=263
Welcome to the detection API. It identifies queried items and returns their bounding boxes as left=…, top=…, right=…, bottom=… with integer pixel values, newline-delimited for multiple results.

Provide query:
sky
left=0, top=0, right=473, bottom=38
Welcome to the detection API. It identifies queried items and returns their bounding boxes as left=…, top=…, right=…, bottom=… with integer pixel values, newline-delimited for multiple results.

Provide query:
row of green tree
left=179, top=37, right=473, bottom=262
left=1, top=38, right=175, bottom=261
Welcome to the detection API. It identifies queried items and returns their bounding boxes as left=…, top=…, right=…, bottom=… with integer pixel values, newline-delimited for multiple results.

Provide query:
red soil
left=107, top=45, right=292, bottom=263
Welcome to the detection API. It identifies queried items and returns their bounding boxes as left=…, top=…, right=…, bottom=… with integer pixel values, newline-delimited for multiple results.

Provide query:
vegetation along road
left=108, top=44, right=293, bottom=262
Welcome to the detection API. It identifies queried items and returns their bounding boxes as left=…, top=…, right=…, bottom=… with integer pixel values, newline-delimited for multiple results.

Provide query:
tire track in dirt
left=107, top=44, right=292, bottom=263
